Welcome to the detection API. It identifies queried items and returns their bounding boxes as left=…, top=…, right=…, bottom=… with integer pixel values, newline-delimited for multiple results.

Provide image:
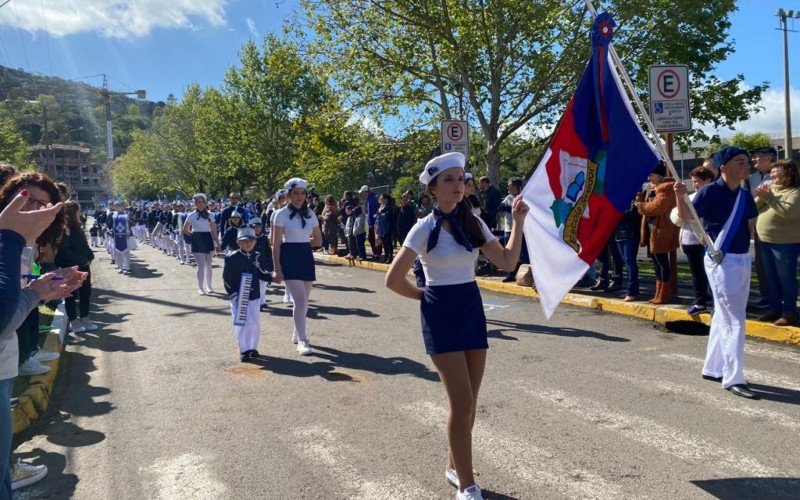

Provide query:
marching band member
left=182, top=193, right=222, bottom=295
left=249, top=217, right=273, bottom=311
left=111, top=202, right=132, bottom=274
left=223, top=226, right=273, bottom=362
left=272, top=179, right=322, bottom=355
left=674, top=146, right=760, bottom=399
left=269, top=190, right=293, bottom=305
left=385, top=152, right=529, bottom=500
left=221, top=211, right=245, bottom=255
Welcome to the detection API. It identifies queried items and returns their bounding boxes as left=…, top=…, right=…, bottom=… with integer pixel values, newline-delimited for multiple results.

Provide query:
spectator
left=478, top=176, right=502, bottom=230
left=218, top=192, right=241, bottom=238
left=498, top=177, right=523, bottom=282
left=348, top=205, right=367, bottom=261
left=55, top=200, right=98, bottom=333
left=376, top=193, right=394, bottom=263
left=592, top=239, right=624, bottom=292
left=417, top=194, right=433, bottom=218
left=359, top=185, right=379, bottom=259
left=465, top=173, right=483, bottom=217
left=754, top=159, right=800, bottom=326
left=636, top=162, right=679, bottom=304
left=746, top=146, right=778, bottom=310
left=615, top=196, right=642, bottom=301
left=671, top=166, right=716, bottom=314
left=396, top=193, right=416, bottom=245
left=321, top=195, right=339, bottom=255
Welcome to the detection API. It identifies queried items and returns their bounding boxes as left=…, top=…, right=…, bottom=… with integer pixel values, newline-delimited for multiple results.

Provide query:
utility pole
left=776, top=8, right=799, bottom=159
left=99, top=73, right=147, bottom=160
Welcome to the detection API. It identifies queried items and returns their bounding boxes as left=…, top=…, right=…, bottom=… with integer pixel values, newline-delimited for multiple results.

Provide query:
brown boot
left=653, top=280, right=671, bottom=305
left=757, top=309, right=782, bottom=322
left=648, top=280, right=662, bottom=303
left=774, top=312, right=798, bottom=327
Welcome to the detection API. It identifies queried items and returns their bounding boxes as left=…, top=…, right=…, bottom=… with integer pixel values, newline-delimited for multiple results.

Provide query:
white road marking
left=606, top=371, right=800, bottom=431
left=145, top=453, right=227, bottom=499
left=660, top=353, right=800, bottom=392
left=744, top=344, right=800, bottom=365
left=291, top=426, right=434, bottom=499
left=517, top=385, right=781, bottom=477
left=401, top=401, right=630, bottom=499
left=483, top=302, right=510, bottom=312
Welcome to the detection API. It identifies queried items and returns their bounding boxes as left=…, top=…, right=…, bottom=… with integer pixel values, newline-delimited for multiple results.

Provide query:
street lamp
left=776, top=8, right=798, bottom=159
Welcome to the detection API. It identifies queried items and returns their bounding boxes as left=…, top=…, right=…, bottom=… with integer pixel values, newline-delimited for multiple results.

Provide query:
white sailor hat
left=237, top=227, right=257, bottom=240
left=193, top=193, right=207, bottom=201
left=359, top=185, right=370, bottom=193
left=274, top=189, right=286, bottom=200
left=230, top=210, right=242, bottom=219
left=419, top=152, right=466, bottom=185
left=284, top=178, right=308, bottom=191
left=249, top=216, right=263, bottom=225
left=465, top=172, right=474, bottom=181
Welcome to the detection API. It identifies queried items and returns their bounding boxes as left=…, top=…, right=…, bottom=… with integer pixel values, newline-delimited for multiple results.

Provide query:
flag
left=521, top=13, right=659, bottom=319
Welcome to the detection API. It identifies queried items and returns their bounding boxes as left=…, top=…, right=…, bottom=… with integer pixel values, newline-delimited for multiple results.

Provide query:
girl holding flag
left=385, top=152, right=528, bottom=500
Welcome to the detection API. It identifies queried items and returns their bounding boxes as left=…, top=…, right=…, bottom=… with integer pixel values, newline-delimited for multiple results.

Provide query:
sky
left=0, top=0, right=798, bottom=138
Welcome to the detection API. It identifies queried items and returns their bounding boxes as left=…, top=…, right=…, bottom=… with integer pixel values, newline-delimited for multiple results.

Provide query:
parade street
left=14, top=242, right=800, bottom=500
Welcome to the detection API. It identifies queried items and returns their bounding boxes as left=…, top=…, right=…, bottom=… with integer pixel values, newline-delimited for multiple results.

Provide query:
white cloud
left=0, top=0, right=227, bottom=38
left=703, top=84, right=800, bottom=139
left=246, top=17, right=258, bottom=39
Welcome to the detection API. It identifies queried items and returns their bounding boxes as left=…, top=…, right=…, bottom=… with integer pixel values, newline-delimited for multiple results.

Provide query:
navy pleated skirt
left=421, top=281, right=488, bottom=355
left=280, top=242, right=315, bottom=281
left=191, top=232, right=214, bottom=253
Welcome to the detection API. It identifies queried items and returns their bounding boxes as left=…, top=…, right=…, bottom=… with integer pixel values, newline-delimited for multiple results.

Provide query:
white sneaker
left=292, top=332, right=298, bottom=344
left=10, top=459, right=47, bottom=491
left=32, top=349, right=59, bottom=362
left=81, top=318, right=98, bottom=331
left=70, top=320, right=87, bottom=333
left=282, top=294, right=291, bottom=304
left=445, top=468, right=459, bottom=489
left=205, top=287, right=214, bottom=294
left=297, top=341, right=312, bottom=356
left=456, top=485, right=483, bottom=500
left=18, top=357, right=50, bottom=376
left=198, top=288, right=205, bottom=295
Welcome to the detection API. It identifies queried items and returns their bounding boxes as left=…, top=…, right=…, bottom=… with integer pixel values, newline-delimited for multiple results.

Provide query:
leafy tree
left=0, top=118, right=34, bottom=169
left=299, top=0, right=766, bottom=185
left=702, top=131, right=774, bottom=159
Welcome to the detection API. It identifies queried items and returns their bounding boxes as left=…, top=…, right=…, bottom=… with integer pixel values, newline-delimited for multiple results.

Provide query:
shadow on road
left=488, top=329, right=519, bottom=341
left=314, top=283, right=376, bottom=294
left=691, top=477, right=800, bottom=499
left=14, top=447, right=77, bottom=499
left=100, top=288, right=230, bottom=318
left=266, top=303, right=380, bottom=319
left=749, top=383, right=800, bottom=406
left=487, top=319, right=630, bottom=342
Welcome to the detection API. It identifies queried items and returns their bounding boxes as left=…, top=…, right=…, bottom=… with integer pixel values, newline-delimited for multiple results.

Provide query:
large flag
left=521, top=13, right=659, bottom=319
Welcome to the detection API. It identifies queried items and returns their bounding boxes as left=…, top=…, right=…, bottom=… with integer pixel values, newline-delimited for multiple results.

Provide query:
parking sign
left=648, top=65, right=692, bottom=133
left=441, top=120, right=469, bottom=161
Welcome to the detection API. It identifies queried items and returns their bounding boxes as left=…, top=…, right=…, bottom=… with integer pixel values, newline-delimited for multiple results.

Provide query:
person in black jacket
left=56, top=200, right=97, bottom=333
left=223, top=227, right=273, bottom=362
left=220, top=211, right=244, bottom=254
left=615, top=195, right=643, bottom=301
left=250, top=217, right=274, bottom=311
left=396, top=193, right=416, bottom=246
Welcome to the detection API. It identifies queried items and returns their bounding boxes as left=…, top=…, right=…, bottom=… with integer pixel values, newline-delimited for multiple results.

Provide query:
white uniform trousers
left=230, top=298, right=261, bottom=353
left=259, top=280, right=268, bottom=305
left=115, top=248, right=131, bottom=271
left=703, top=253, right=750, bottom=388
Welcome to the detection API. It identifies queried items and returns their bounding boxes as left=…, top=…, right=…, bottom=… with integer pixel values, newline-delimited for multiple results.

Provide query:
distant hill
left=0, top=65, right=162, bottom=161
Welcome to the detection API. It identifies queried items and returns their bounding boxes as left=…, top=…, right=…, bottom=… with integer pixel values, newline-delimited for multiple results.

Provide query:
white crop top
left=403, top=213, right=496, bottom=286
left=185, top=211, right=213, bottom=232
left=273, top=205, right=319, bottom=243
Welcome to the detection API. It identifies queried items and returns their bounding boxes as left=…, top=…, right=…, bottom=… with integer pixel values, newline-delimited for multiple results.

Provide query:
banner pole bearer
left=582, top=0, right=721, bottom=262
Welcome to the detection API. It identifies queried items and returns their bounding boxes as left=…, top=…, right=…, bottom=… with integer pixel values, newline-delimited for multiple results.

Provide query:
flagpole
left=582, top=0, right=720, bottom=259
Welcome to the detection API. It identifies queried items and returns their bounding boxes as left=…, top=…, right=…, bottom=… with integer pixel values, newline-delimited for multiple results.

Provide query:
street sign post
left=648, top=65, right=692, bottom=133
left=441, top=120, right=469, bottom=161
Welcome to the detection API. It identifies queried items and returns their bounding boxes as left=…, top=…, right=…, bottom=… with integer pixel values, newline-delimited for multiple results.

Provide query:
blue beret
left=712, top=146, right=749, bottom=168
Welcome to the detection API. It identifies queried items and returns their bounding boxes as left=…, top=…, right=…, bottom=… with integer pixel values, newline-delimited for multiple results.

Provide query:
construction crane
left=100, top=74, right=146, bottom=159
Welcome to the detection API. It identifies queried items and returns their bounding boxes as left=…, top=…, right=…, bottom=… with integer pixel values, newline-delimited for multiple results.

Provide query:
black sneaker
left=590, top=279, right=609, bottom=291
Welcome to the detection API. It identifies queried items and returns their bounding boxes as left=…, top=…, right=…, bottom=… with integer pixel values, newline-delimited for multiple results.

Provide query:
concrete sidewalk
left=314, top=252, right=800, bottom=346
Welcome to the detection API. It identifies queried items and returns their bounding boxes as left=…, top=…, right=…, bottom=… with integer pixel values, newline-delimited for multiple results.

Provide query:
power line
left=39, top=0, right=53, bottom=74
left=10, top=0, right=30, bottom=70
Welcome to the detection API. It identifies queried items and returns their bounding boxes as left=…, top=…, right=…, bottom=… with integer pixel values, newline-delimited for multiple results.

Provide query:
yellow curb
left=315, top=254, right=800, bottom=346
left=11, top=401, right=30, bottom=435
left=23, top=384, right=50, bottom=413
left=599, top=298, right=656, bottom=322
left=16, top=395, right=38, bottom=422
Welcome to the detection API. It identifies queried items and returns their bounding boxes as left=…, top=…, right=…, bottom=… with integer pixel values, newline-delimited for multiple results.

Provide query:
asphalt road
left=13, top=241, right=800, bottom=499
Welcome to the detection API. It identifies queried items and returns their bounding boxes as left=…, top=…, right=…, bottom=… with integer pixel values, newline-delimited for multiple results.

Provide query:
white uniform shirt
left=273, top=205, right=319, bottom=243
left=185, top=211, right=213, bottom=232
left=501, top=194, right=515, bottom=232
left=669, top=192, right=701, bottom=246
left=404, top=213, right=496, bottom=286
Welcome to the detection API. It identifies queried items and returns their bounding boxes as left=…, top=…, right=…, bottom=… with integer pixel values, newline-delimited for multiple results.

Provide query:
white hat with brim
left=284, top=178, right=309, bottom=191
left=237, top=227, right=257, bottom=240
left=419, top=152, right=466, bottom=185
left=359, top=185, right=370, bottom=193
left=193, top=193, right=207, bottom=201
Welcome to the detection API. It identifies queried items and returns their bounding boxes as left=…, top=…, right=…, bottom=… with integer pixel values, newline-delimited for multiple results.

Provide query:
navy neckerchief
left=427, top=207, right=473, bottom=253
left=288, top=204, right=308, bottom=228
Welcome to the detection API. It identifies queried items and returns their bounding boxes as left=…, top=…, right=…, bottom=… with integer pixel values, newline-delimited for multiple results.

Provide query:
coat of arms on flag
left=521, top=13, right=660, bottom=319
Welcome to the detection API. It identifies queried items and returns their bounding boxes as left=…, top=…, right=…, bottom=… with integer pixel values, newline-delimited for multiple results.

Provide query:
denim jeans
left=760, top=242, right=800, bottom=314
left=616, top=239, right=640, bottom=296
left=0, top=378, right=13, bottom=499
